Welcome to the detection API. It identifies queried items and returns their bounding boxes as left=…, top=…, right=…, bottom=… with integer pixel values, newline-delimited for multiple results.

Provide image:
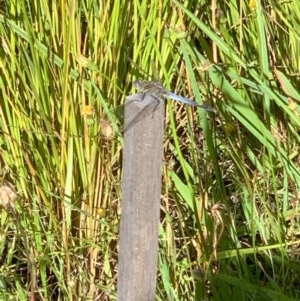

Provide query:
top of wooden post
left=117, top=92, right=165, bottom=301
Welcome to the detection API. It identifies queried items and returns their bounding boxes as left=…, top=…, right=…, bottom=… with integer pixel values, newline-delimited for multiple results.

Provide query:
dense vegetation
left=0, top=0, right=299, bottom=300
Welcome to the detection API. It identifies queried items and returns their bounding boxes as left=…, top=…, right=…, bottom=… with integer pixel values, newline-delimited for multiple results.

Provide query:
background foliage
left=0, top=0, right=299, bottom=300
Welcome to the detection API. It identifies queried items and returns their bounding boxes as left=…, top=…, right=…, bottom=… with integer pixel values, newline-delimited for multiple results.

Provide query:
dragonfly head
left=133, top=79, right=148, bottom=91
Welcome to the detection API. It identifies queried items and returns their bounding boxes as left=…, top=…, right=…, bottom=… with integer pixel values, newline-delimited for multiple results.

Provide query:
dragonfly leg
left=150, top=95, right=162, bottom=119
left=135, top=92, right=147, bottom=102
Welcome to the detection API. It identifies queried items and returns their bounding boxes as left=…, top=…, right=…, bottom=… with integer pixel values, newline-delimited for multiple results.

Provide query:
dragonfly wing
left=123, top=93, right=161, bottom=132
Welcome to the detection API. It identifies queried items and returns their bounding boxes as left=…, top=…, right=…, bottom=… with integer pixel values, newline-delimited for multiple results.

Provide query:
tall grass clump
left=0, top=0, right=299, bottom=300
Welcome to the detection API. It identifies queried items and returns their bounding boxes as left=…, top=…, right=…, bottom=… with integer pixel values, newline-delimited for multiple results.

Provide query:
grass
left=0, top=0, right=300, bottom=300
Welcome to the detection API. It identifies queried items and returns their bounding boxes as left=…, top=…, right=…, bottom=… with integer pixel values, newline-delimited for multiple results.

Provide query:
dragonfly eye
left=133, top=79, right=143, bottom=89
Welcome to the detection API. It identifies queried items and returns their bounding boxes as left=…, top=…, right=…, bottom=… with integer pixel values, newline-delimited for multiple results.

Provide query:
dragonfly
left=104, top=79, right=216, bottom=136
left=133, top=79, right=216, bottom=113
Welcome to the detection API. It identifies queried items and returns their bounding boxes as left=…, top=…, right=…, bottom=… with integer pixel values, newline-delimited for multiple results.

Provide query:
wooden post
left=117, top=93, right=165, bottom=301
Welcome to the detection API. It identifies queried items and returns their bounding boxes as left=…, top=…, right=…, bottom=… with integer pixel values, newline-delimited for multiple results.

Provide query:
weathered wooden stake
left=117, top=93, right=165, bottom=301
